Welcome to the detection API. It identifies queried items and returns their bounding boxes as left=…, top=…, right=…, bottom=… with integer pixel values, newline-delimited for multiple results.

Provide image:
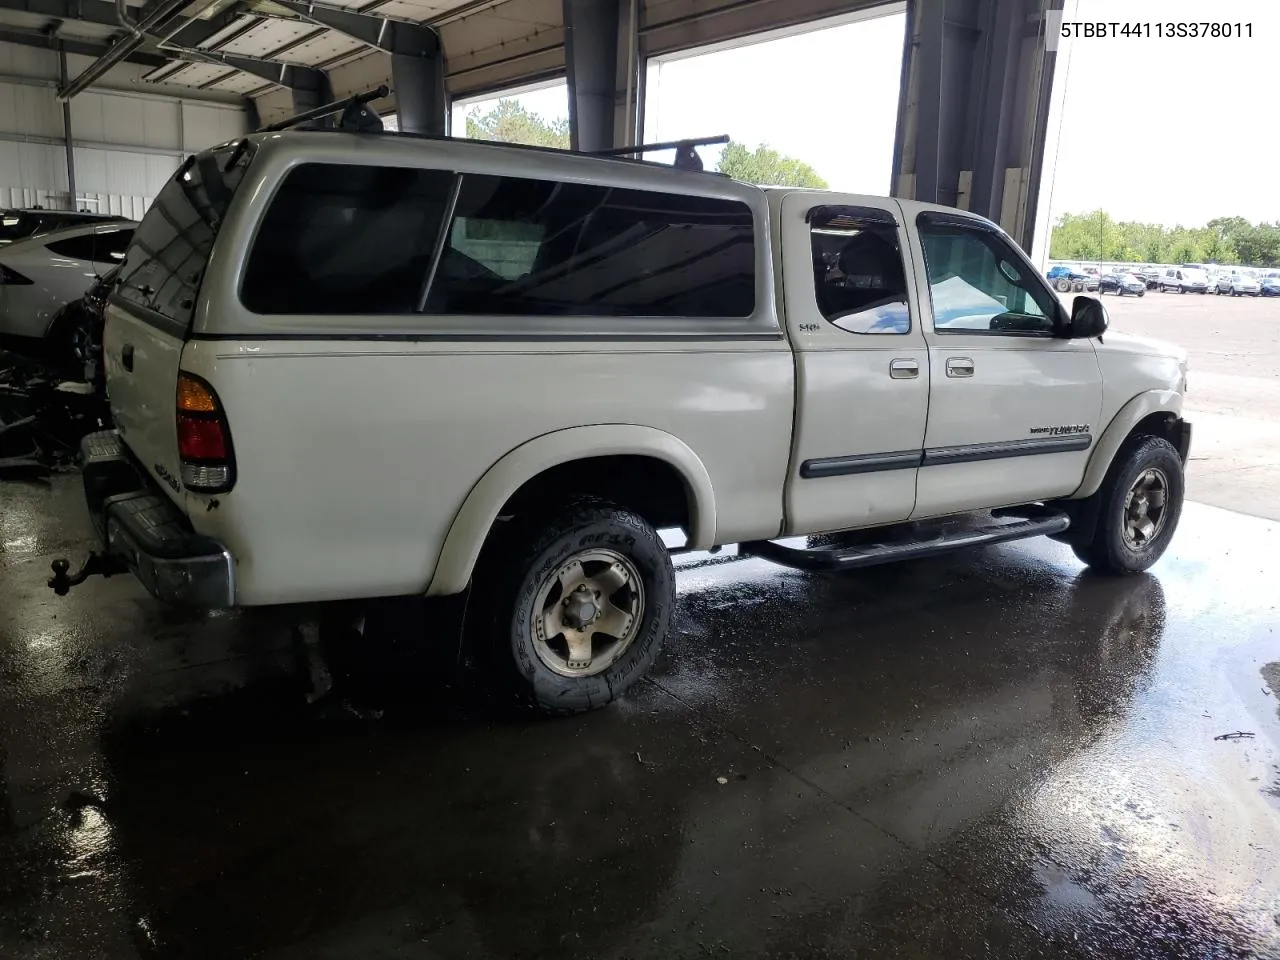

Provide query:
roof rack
left=259, top=85, right=389, bottom=133
left=258, top=87, right=727, bottom=173
left=591, top=135, right=729, bottom=171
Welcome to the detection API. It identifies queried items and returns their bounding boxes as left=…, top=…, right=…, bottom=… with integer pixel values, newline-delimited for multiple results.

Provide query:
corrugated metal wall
left=0, top=41, right=248, bottom=217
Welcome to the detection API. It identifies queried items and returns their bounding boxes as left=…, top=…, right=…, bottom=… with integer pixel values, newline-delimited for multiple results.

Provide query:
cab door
left=779, top=193, right=930, bottom=535
left=904, top=210, right=1103, bottom=519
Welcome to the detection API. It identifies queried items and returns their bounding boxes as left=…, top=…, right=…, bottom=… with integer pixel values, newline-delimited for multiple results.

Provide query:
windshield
left=114, top=141, right=256, bottom=329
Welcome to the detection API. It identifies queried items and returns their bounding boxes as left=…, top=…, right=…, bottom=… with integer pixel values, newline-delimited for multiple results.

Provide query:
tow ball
left=48, top=552, right=127, bottom=595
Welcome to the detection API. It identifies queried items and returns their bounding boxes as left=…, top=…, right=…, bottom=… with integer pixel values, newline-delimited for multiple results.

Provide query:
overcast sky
left=1048, top=0, right=1280, bottom=226
left=456, top=0, right=1278, bottom=229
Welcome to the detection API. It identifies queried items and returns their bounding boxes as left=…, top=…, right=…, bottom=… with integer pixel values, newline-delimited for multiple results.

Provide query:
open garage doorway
left=449, top=79, right=570, bottom=146
left=642, top=4, right=906, bottom=192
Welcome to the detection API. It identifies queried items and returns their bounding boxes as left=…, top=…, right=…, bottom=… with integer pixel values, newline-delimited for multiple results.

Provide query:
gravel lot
left=1091, top=288, right=1280, bottom=519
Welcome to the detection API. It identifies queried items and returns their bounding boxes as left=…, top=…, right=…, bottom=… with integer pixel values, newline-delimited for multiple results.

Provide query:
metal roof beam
left=0, top=0, right=121, bottom=28
left=265, top=0, right=439, bottom=56
left=154, top=44, right=327, bottom=91
left=0, top=24, right=169, bottom=66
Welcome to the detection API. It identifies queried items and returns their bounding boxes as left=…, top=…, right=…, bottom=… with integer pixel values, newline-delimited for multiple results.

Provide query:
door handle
left=889, top=358, right=919, bottom=379
left=945, top=357, right=974, bottom=378
left=121, top=343, right=134, bottom=372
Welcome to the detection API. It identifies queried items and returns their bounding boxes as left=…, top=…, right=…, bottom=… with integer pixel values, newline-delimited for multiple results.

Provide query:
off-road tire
left=1071, top=435, right=1184, bottom=574
left=483, top=500, right=674, bottom=716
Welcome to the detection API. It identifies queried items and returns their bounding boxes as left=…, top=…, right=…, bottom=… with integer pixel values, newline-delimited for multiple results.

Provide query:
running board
left=739, top=507, right=1070, bottom=572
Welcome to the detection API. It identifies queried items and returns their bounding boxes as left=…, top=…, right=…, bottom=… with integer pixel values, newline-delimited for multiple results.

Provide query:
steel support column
left=393, top=50, right=445, bottom=135
left=375, top=22, right=443, bottom=134
left=564, top=0, right=633, bottom=151
left=892, top=0, right=1063, bottom=251
left=57, top=46, right=76, bottom=208
left=287, top=64, right=331, bottom=115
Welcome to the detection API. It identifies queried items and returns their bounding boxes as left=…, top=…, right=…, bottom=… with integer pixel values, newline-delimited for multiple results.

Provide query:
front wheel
left=1055, top=278, right=1071, bottom=292
left=486, top=500, right=674, bottom=715
left=1071, top=435, right=1184, bottom=574
left=1137, top=289, right=1145, bottom=297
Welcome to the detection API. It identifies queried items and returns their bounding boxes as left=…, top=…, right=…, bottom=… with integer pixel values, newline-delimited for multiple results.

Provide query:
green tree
left=717, top=141, right=828, bottom=188
left=1049, top=211, right=1280, bottom=267
left=465, top=99, right=570, bottom=149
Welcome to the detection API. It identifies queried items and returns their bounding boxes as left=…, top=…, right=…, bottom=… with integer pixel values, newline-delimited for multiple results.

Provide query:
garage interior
left=1, top=1, right=1278, bottom=957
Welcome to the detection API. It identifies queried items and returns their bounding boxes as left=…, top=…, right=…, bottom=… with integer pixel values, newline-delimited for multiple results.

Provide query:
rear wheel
left=483, top=500, right=674, bottom=715
left=1071, top=436, right=1184, bottom=574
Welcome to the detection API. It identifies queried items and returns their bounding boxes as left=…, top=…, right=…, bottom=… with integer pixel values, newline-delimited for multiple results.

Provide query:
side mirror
left=1067, top=295, right=1109, bottom=339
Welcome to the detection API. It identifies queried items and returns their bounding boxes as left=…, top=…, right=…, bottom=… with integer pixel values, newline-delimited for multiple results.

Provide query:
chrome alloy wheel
left=531, top=549, right=644, bottom=678
left=1122, top=468, right=1169, bottom=551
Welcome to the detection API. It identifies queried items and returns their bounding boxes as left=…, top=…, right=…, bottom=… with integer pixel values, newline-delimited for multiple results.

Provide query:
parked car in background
left=1259, top=277, right=1280, bottom=297
left=0, top=221, right=135, bottom=353
left=1135, top=267, right=1162, bottom=289
left=1, top=208, right=127, bottom=247
left=1098, top=272, right=1146, bottom=296
left=1047, top=264, right=1087, bottom=292
left=1219, top=272, right=1261, bottom=296
left=1160, top=267, right=1209, bottom=294
left=47, top=264, right=118, bottom=377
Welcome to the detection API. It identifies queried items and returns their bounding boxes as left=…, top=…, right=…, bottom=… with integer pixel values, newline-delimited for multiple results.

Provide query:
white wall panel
left=0, top=81, right=62, bottom=138
left=0, top=41, right=242, bottom=213
left=0, top=42, right=59, bottom=80
left=72, top=147, right=180, bottom=198
left=0, top=141, right=67, bottom=200
left=181, top=102, right=248, bottom=150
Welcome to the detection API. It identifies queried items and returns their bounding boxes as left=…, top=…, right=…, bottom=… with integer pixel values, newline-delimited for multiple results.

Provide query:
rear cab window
left=808, top=205, right=911, bottom=335
left=114, top=141, right=256, bottom=333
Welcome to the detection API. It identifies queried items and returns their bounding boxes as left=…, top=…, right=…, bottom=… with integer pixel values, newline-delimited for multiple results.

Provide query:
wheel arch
left=1072, top=390, right=1185, bottom=500
left=426, top=425, right=717, bottom=596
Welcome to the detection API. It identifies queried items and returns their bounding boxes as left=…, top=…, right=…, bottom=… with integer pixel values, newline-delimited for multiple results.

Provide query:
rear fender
left=426, top=425, right=717, bottom=596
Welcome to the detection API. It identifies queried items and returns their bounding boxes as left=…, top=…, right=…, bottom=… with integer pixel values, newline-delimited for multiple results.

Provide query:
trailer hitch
left=48, top=552, right=127, bottom=595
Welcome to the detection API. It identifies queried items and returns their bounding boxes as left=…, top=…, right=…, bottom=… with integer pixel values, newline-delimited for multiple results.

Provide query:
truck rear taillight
left=176, top=372, right=235, bottom=493
left=0, top=264, right=32, bottom=284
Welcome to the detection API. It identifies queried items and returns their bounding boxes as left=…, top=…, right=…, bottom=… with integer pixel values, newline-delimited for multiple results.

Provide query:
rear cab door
left=105, top=143, right=255, bottom=504
left=776, top=191, right=930, bottom=535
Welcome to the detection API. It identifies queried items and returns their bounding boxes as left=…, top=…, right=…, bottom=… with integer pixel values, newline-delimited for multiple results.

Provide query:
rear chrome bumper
left=81, top=430, right=235, bottom=607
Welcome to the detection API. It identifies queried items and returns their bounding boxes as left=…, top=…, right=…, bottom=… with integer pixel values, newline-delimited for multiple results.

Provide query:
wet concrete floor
left=1, top=476, right=1278, bottom=959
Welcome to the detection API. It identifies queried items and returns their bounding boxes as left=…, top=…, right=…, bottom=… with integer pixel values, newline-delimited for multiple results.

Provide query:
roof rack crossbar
left=589, top=135, right=729, bottom=157
left=260, top=85, right=390, bottom=133
left=591, top=135, right=728, bottom=172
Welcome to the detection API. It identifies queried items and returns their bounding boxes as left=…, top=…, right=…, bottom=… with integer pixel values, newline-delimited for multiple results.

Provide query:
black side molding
left=800, top=435, right=1092, bottom=479
left=922, top=435, right=1092, bottom=466
left=800, top=450, right=923, bottom=479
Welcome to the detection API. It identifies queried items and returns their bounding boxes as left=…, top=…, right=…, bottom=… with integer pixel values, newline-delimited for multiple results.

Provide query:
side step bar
left=739, top=507, right=1070, bottom=572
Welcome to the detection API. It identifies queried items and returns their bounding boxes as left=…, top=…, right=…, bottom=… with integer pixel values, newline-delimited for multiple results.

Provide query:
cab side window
left=810, top=208, right=910, bottom=334
left=917, top=217, right=1058, bottom=335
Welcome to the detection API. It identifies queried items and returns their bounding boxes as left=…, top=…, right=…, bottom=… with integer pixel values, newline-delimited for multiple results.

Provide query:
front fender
left=1071, top=389, right=1183, bottom=499
left=425, top=425, right=718, bottom=596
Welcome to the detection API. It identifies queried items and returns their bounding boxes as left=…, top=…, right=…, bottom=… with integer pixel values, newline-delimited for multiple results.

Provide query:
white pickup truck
left=52, top=125, right=1190, bottom=715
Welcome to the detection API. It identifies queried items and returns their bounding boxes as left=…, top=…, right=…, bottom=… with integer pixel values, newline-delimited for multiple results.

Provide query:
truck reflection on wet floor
left=68, top=553, right=1208, bottom=959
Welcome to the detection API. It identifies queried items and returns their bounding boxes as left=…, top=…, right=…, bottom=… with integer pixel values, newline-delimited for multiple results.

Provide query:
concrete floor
left=1, top=476, right=1277, bottom=959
